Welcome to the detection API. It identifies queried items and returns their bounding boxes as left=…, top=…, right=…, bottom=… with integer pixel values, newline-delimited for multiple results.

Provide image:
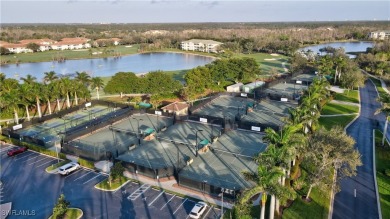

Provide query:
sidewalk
left=123, top=171, right=234, bottom=209
left=330, top=100, right=360, bottom=106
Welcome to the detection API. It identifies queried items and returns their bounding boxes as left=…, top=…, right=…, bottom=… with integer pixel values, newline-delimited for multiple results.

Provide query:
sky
left=1, top=0, right=389, bottom=23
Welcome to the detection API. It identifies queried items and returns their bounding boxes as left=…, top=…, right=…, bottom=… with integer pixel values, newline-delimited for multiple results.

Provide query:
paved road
left=332, top=80, right=380, bottom=219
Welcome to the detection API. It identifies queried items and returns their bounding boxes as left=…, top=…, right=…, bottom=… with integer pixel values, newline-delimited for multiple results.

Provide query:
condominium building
left=369, top=31, right=390, bottom=40
left=181, top=39, right=223, bottom=53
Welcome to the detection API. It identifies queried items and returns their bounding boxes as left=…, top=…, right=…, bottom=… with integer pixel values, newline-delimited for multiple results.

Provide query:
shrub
left=385, top=169, right=390, bottom=177
left=293, top=178, right=306, bottom=191
left=0, top=135, right=66, bottom=159
left=52, top=194, right=70, bottom=219
left=78, top=157, right=95, bottom=169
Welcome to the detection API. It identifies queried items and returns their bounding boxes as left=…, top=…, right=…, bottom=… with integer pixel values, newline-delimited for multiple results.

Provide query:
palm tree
left=333, top=55, right=347, bottom=84
left=241, top=165, right=284, bottom=219
left=59, top=77, right=72, bottom=108
left=21, top=74, right=37, bottom=85
left=75, top=71, right=91, bottom=87
left=31, top=82, right=43, bottom=118
left=19, top=83, right=34, bottom=121
left=42, top=84, right=54, bottom=115
left=90, top=77, right=104, bottom=100
left=51, top=80, right=63, bottom=112
left=376, top=93, right=390, bottom=146
left=3, top=88, right=21, bottom=124
left=43, top=71, right=58, bottom=84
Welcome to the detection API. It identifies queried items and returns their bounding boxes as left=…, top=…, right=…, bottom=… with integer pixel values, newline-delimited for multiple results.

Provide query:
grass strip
left=374, top=130, right=390, bottom=219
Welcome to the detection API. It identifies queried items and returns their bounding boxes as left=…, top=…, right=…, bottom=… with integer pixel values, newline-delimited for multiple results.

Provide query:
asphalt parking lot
left=0, top=144, right=224, bottom=219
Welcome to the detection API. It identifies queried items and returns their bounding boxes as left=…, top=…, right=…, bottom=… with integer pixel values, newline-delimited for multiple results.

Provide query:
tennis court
left=111, top=114, right=174, bottom=134
left=117, top=139, right=195, bottom=170
left=192, top=95, right=254, bottom=120
left=291, top=73, right=318, bottom=83
left=263, top=82, right=308, bottom=98
left=241, top=100, right=295, bottom=128
left=17, top=105, right=113, bottom=147
left=157, top=121, right=221, bottom=146
left=68, top=113, right=174, bottom=158
left=179, top=130, right=264, bottom=191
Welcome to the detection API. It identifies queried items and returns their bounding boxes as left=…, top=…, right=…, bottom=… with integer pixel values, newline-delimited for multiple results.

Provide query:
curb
left=373, top=130, right=383, bottom=219
left=94, top=180, right=130, bottom=192
left=328, top=87, right=361, bottom=219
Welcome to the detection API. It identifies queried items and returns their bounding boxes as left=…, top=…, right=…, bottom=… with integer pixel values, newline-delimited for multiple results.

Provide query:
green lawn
left=165, top=69, right=189, bottom=83
left=282, top=187, right=329, bottom=219
left=0, top=45, right=140, bottom=64
left=374, top=130, right=390, bottom=219
left=234, top=53, right=290, bottom=74
left=318, top=115, right=356, bottom=130
left=321, top=103, right=359, bottom=115
left=51, top=208, right=83, bottom=219
left=333, top=90, right=359, bottom=104
left=370, top=77, right=388, bottom=97
left=95, top=176, right=128, bottom=190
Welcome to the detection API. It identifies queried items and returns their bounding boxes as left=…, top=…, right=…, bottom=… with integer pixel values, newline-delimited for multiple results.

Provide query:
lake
left=300, top=41, right=374, bottom=58
left=0, top=52, right=215, bottom=81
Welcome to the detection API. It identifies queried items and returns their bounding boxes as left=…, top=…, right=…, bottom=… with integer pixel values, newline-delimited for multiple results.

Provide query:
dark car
left=7, top=146, right=28, bottom=156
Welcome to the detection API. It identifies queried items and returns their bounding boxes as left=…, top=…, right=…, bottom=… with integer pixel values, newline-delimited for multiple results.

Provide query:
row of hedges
left=0, top=135, right=67, bottom=159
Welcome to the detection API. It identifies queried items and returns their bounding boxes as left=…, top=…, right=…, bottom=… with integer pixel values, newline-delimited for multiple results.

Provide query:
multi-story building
left=50, top=37, right=91, bottom=50
left=369, top=31, right=390, bottom=40
left=181, top=39, right=223, bottom=53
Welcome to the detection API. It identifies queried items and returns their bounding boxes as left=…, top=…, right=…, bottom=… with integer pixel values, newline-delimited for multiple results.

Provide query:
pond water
left=300, top=41, right=374, bottom=58
left=0, top=52, right=215, bottom=81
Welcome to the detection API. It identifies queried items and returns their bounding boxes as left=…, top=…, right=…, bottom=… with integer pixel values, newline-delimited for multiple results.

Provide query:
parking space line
left=15, top=153, right=36, bottom=160
left=73, top=171, right=92, bottom=181
left=203, top=206, right=213, bottom=218
left=64, top=169, right=82, bottom=178
left=28, top=157, right=49, bottom=165
left=83, top=173, right=102, bottom=185
left=0, top=146, right=13, bottom=152
left=36, top=159, right=56, bottom=168
left=22, top=155, right=42, bottom=162
left=148, top=191, right=164, bottom=206
left=173, top=198, right=187, bottom=215
left=160, top=195, right=176, bottom=210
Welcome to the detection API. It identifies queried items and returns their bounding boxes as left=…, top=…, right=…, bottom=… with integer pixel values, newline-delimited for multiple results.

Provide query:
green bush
left=78, top=157, right=95, bottom=169
left=385, top=169, right=390, bottom=177
left=0, top=135, right=66, bottom=159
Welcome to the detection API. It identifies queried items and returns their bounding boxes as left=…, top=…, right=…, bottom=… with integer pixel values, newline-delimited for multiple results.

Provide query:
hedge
left=0, top=135, right=67, bottom=159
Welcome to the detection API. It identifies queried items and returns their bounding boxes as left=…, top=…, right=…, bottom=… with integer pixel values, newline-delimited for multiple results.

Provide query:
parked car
left=7, top=146, right=28, bottom=157
left=58, top=162, right=80, bottom=175
left=189, top=201, right=208, bottom=219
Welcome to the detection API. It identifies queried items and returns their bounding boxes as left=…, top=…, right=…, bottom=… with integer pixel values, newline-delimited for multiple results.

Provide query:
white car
left=189, top=201, right=208, bottom=219
left=58, top=162, right=80, bottom=175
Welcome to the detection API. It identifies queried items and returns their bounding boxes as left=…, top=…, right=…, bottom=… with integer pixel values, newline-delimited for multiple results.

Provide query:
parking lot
left=0, top=144, right=223, bottom=218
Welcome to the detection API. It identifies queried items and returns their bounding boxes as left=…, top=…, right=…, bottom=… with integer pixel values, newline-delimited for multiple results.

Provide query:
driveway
left=332, top=80, right=380, bottom=219
left=0, top=145, right=223, bottom=219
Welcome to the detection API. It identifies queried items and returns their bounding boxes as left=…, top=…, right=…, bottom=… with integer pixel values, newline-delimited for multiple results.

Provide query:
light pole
left=219, top=188, right=224, bottom=219
left=195, top=129, right=203, bottom=157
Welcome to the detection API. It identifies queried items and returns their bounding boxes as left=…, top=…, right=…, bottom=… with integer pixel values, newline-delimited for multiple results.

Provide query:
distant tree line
left=1, top=22, right=388, bottom=56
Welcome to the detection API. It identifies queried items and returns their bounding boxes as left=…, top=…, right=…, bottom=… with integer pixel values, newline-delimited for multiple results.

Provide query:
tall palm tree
left=59, top=77, right=72, bottom=108
left=75, top=71, right=91, bottom=87
left=19, top=83, right=34, bottom=121
left=4, top=88, right=21, bottom=124
left=51, top=80, right=63, bottom=112
left=21, top=74, right=37, bottom=85
left=241, top=165, right=284, bottom=219
left=31, top=82, right=43, bottom=118
left=43, top=71, right=58, bottom=84
left=90, top=77, right=104, bottom=100
left=376, top=93, right=390, bottom=146
left=42, top=84, right=54, bottom=115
